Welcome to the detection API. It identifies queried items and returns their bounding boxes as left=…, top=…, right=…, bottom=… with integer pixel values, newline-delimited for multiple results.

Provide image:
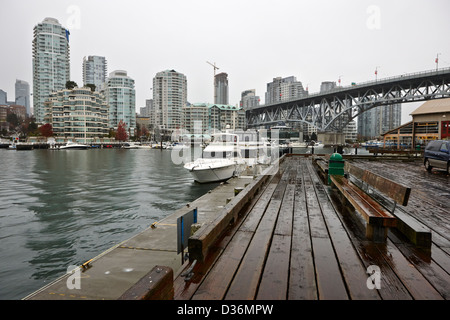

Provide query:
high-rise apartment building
left=214, top=72, right=228, bottom=105
left=320, top=81, right=336, bottom=93
left=0, top=90, right=7, bottom=105
left=265, top=76, right=307, bottom=105
left=82, top=56, right=107, bottom=90
left=32, top=17, right=70, bottom=123
left=182, top=103, right=245, bottom=133
left=44, top=87, right=108, bottom=143
left=357, top=104, right=402, bottom=139
left=104, top=70, right=136, bottom=135
left=15, top=80, right=30, bottom=116
left=152, top=70, right=187, bottom=130
left=240, top=89, right=260, bottom=110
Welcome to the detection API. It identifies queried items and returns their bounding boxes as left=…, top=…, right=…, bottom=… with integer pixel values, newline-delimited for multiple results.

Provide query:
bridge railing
left=252, top=67, right=450, bottom=109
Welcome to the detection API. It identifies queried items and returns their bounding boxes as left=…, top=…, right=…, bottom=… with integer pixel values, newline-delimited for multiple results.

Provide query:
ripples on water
left=0, top=149, right=217, bottom=299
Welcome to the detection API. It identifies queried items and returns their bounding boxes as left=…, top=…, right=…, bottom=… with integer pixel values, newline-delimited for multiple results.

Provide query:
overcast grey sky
left=1, top=0, right=449, bottom=124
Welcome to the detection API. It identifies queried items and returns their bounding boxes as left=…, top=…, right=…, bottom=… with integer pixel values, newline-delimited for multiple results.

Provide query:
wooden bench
left=330, top=162, right=411, bottom=242
left=314, top=157, right=329, bottom=183
left=118, top=266, right=173, bottom=300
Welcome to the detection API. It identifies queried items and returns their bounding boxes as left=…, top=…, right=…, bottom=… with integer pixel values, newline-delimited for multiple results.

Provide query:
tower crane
left=206, top=61, right=219, bottom=76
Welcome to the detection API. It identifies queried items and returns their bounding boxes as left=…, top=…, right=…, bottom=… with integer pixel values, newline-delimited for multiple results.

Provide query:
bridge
left=246, top=67, right=450, bottom=131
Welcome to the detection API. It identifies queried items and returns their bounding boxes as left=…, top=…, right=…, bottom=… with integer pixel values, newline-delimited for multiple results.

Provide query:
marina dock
left=25, top=154, right=450, bottom=300
left=175, top=155, right=450, bottom=300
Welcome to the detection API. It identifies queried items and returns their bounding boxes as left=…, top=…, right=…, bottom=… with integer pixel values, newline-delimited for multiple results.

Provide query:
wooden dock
left=173, top=155, right=450, bottom=300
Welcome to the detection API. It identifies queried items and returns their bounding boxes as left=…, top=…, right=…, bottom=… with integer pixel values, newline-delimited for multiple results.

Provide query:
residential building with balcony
left=33, top=17, right=70, bottom=123
left=44, top=87, right=108, bottom=143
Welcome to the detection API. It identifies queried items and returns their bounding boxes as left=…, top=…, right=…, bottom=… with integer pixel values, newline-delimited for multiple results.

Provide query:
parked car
left=424, top=140, right=450, bottom=174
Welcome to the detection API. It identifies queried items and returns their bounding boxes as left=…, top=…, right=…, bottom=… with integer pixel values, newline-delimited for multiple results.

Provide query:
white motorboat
left=184, top=133, right=246, bottom=183
left=59, top=141, right=90, bottom=150
left=123, top=142, right=139, bottom=149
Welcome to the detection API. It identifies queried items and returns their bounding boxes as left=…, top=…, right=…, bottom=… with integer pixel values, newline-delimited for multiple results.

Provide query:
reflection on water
left=0, top=149, right=217, bottom=299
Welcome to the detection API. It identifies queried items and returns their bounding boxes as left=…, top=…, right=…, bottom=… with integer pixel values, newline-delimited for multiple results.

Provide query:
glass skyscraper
left=32, top=18, right=70, bottom=123
left=15, top=80, right=30, bottom=116
left=214, top=72, right=228, bottom=105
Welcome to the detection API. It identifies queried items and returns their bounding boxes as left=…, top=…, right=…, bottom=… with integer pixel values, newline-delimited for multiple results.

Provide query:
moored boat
left=59, top=141, right=90, bottom=150
left=184, top=132, right=246, bottom=183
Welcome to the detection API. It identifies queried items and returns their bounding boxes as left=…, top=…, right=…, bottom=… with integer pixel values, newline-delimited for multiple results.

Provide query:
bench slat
left=345, top=162, right=411, bottom=206
left=330, top=175, right=396, bottom=226
left=330, top=174, right=397, bottom=242
left=362, top=170, right=411, bottom=206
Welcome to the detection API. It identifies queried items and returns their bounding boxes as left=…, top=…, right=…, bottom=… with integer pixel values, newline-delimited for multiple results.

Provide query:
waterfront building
left=265, top=76, right=307, bottom=105
left=214, top=72, right=229, bottom=105
left=382, top=98, right=450, bottom=148
left=240, top=89, right=260, bottom=110
left=15, top=80, right=31, bottom=116
left=104, top=70, right=136, bottom=136
left=152, top=70, right=187, bottom=131
left=33, top=17, right=70, bottom=124
left=82, top=56, right=107, bottom=90
left=343, top=120, right=357, bottom=142
left=182, top=103, right=209, bottom=133
left=44, top=87, right=108, bottom=143
left=183, top=103, right=245, bottom=133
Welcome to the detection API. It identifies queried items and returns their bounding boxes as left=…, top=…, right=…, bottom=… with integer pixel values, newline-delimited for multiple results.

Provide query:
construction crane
left=207, top=61, right=219, bottom=103
left=206, top=61, right=219, bottom=76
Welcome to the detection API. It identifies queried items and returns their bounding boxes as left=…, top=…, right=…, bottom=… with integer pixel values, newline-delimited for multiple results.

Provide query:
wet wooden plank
left=192, top=230, right=253, bottom=300
left=388, top=232, right=450, bottom=299
left=256, top=179, right=295, bottom=300
left=306, top=161, right=381, bottom=300
left=304, top=164, right=349, bottom=300
left=188, top=168, right=273, bottom=263
left=256, top=234, right=291, bottom=300
left=289, top=163, right=317, bottom=300
left=383, top=238, right=444, bottom=300
left=274, top=184, right=295, bottom=236
left=118, top=266, right=173, bottom=300
left=224, top=179, right=286, bottom=300
left=239, top=184, right=278, bottom=233
left=359, top=242, right=414, bottom=300
left=174, top=172, right=278, bottom=300
left=326, top=175, right=415, bottom=299
left=224, top=197, right=282, bottom=300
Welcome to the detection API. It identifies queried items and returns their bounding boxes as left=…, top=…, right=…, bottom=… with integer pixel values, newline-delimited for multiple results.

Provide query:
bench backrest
left=345, top=162, right=411, bottom=206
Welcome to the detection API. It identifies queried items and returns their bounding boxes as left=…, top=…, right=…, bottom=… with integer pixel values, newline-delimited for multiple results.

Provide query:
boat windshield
left=202, top=151, right=239, bottom=159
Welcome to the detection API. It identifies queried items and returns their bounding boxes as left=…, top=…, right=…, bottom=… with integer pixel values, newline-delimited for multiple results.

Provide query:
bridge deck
left=174, top=156, right=450, bottom=300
